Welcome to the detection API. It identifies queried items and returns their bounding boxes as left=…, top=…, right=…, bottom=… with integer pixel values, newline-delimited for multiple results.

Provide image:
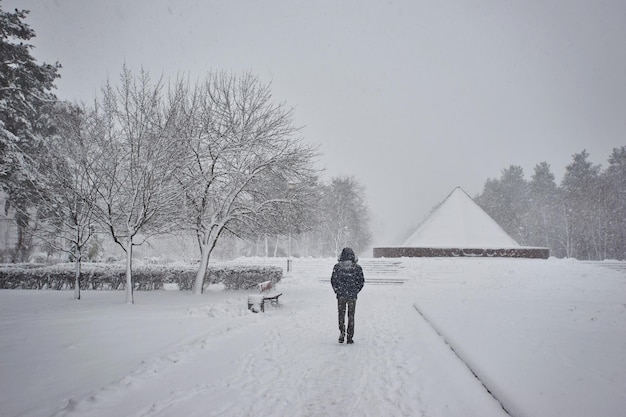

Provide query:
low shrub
left=206, top=265, right=282, bottom=290
left=0, top=263, right=282, bottom=291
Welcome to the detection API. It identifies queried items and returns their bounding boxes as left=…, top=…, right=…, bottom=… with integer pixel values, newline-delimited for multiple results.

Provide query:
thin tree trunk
left=74, top=249, right=81, bottom=300
left=125, top=237, right=134, bottom=304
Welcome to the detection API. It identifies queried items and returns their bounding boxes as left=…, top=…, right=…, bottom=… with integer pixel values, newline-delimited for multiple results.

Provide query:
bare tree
left=317, top=177, right=372, bottom=258
left=22, top=102, right=100, bottom=299
left=175, top=72, right=318, bottom=294
left=87, top=67, right=185, bottom=303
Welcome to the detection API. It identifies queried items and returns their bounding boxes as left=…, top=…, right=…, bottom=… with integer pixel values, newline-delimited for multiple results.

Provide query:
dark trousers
left=337, top=298, right=357, bottom=338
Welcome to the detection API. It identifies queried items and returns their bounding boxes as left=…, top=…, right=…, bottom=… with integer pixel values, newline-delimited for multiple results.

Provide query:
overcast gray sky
left=7, top=0, right=626, bottom=246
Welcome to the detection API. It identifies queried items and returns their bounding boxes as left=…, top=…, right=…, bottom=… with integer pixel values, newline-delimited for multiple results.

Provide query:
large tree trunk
left=194, top=226, right=224, bottom=294
left=125, top=237, right=134, bottom=304
left=193, top=242, right=210, bottom=294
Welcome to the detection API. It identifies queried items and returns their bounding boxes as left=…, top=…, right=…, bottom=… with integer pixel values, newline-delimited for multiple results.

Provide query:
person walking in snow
left=331, top=247, right=365, bottom=344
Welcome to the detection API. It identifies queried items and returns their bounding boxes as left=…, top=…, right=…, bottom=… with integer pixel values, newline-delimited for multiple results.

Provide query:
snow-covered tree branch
left=85, top=67, right=186, bottom=303
left=173, top=72, right=319, bottom=293
left=0, top=5, right=61, bottom=262
left=19, top=102, right=100, bottom=299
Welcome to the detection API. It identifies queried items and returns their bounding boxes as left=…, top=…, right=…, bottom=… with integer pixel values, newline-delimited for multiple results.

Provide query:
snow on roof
left=402, top=187, right=520, bottom=248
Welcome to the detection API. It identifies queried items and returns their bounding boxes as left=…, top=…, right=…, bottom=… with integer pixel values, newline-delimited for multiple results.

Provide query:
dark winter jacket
left=331, top=248, right=364, bottom=300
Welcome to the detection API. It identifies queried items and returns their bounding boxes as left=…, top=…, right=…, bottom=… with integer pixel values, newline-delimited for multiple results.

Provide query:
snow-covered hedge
left=0, top=263, right=282, bottom=291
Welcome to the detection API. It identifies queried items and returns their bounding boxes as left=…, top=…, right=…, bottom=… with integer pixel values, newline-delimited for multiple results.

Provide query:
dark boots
left=338, top=327, right=354, bottom=344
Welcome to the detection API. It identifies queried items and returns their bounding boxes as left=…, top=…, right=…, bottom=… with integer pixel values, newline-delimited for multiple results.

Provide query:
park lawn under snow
left=1, top=257, right=625, bottom=417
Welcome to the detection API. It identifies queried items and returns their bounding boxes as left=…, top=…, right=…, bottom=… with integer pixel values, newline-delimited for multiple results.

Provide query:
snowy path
left=41, top=281, right=507, bottom=417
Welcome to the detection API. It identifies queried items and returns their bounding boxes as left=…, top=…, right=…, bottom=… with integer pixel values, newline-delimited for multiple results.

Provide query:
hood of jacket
left=338, top=247, right=356, bottom=262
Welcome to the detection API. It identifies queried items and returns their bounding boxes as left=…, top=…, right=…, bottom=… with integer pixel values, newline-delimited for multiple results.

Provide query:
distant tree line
left=0, top=6, right=372, bottom=301
left=222, top=176, right=372, bottom=259
left=475, top=148, right=626, bottom=260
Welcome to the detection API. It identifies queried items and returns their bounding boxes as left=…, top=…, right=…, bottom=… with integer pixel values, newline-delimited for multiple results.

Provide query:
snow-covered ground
left=1, top=257, right=625, bottom=417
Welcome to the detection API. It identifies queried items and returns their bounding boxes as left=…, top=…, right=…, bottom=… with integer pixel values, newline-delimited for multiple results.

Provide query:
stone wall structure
left=373, top=246, right=550, bottom=259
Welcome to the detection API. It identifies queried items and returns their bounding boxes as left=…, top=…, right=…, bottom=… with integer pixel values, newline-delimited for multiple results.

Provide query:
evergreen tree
left=604, top=146, right=626, bottom=260
left=478, top=148, right=626, bottom=260
left=476, top=166, right=529, bottom=244
left=561, top=150, right=604, bottom=259
left=475, top=177, right=502, bottom=223
left=499, top=166, right=530, bottom=243
left=527, top=162, right=564, bottom=255
left=0, top=5, right=61, bottom=262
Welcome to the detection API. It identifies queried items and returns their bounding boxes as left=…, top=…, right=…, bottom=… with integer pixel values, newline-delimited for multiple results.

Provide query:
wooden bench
left=262, top=293, right=282, bottom=308
left=248, top=281, right=282, bottom=312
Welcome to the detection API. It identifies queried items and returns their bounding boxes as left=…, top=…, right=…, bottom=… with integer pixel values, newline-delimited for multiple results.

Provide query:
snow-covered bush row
left=212, top=264, right=282, bottom=290
left=172, top=264, right=283, bottom=291
left=0, top=263, right=48, bottom=269
left=0, top=263, right=282, bottom=291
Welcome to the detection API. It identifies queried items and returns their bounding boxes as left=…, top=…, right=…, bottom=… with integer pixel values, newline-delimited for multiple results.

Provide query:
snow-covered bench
left=247, top=281, right=282, bottom=313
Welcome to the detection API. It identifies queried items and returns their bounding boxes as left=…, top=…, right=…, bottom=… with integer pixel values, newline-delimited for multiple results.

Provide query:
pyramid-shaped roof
left=402, top=187, right=520, bottom=248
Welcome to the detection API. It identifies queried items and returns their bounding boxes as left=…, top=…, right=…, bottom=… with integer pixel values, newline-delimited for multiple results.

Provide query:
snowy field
left=1, top=257, right=625, bottom=417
